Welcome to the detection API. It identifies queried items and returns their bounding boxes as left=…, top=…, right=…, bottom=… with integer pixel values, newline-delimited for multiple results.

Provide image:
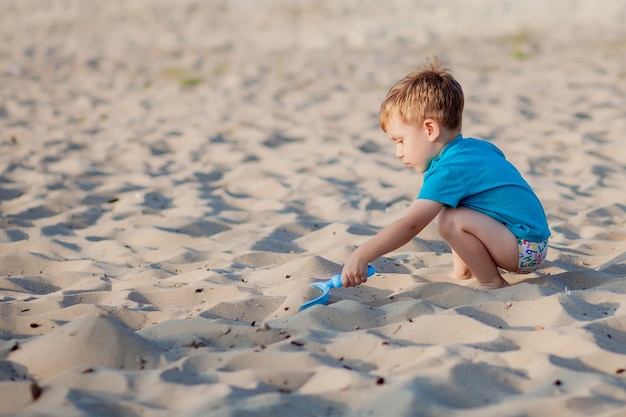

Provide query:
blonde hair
left=379, top=58, right=464, bottom=132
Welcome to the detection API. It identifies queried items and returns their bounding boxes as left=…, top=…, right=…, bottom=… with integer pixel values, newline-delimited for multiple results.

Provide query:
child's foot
left=477, top=278, right=509, bottom=290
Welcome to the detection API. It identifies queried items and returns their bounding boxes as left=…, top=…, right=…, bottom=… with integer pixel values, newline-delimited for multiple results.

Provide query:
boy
left=341, top=58, right=550, bottom=290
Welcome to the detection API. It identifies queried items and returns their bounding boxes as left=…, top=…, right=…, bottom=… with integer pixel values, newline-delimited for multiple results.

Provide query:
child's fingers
left=342, top=273, right=356, bottom=287
left=342, top=271, right=367, bottom=287
left=341, top=274, right=354, bottom=287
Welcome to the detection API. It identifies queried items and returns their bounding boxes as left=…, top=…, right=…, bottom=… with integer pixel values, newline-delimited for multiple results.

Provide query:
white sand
left=1, top=0, right=626, bottom=415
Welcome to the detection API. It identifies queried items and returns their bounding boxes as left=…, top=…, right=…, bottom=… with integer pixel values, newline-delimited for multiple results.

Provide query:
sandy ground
left=1, top=0, right=626, bottom=415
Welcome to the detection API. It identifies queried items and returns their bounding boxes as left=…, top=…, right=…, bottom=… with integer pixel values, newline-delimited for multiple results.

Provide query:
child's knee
left=436, top=208, right=455, bottom=237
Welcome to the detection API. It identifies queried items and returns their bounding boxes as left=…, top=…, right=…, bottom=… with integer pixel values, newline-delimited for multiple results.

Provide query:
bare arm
left=342, top=199, right=443, bottom=286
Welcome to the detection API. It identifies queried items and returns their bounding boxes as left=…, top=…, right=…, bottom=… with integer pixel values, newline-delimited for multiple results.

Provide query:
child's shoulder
left=458, top=137, right=504, bottom=155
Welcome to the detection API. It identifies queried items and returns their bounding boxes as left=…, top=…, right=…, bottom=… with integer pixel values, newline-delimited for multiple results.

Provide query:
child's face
left=385, top=117, right=438, bottom=173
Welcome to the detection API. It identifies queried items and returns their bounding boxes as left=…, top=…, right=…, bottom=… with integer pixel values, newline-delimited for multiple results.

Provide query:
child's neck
left=438, top=127, right=462, bottom=146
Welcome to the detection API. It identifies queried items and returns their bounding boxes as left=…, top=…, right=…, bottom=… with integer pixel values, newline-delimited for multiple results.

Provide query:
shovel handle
left=330, top=264, right=375, bottom=288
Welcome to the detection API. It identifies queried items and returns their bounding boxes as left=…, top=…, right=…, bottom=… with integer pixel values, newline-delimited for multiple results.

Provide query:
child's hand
left=341, top=255, right=370, bottom=287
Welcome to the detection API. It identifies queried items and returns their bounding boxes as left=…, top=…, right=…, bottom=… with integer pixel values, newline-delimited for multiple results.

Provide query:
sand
left=1, top=0, right=626, bottom=415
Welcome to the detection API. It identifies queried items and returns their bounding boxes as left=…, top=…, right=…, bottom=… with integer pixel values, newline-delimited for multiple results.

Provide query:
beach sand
left=1, top=0, right=626, bottom=415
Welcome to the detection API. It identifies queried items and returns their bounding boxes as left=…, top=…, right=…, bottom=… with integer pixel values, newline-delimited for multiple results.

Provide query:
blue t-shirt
left=418, top=135, right=550, bottom=242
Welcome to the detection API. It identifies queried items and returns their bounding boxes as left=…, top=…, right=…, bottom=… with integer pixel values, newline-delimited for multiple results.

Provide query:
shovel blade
left=298, top=282, right=331, bottom=312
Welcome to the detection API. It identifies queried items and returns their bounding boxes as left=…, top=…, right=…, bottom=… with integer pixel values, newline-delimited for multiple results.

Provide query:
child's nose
left=395, top=144, right=403, bottom=158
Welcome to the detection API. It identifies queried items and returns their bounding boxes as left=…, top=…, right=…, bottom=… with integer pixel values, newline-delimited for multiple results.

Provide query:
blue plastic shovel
left=298, top=265, right=375, bottom=311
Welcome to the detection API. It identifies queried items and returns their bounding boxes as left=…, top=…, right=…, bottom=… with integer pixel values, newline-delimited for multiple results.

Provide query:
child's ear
left=423, top=119, right=440, bottom=142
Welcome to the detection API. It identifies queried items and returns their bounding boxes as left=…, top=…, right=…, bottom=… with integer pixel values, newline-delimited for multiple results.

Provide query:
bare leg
left=450, top=249, right=474, bottom=280
left=437, top=207, right=518, bottom=289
